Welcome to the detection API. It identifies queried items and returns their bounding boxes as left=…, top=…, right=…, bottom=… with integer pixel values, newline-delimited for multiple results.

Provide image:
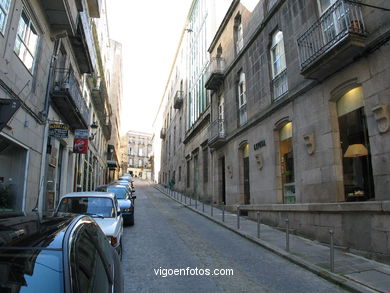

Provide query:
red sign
left=73, top=129, right=89, bottom=154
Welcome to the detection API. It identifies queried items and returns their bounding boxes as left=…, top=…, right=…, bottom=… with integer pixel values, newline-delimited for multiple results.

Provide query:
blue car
left=96, top=185, right=135, bottom=226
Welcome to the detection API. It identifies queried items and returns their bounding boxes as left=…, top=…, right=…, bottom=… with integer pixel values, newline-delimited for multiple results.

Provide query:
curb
left=154, top=187, right=380, bottom=293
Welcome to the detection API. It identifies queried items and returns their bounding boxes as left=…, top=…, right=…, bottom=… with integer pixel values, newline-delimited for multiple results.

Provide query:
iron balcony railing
left=297, top=0, right=366, bottom=70
left=160, top=128, right=166, bottom=139
left=208, top=119, right=226, bottom=145
left=173, top=90, right=184, bottom=109
left=52, top=69, right=90, bottom=127
left=205, top=57, right=225, bottom=90
left=239, top=103, right=248, bottom=126
left=273, top=69, right=288, bottom=101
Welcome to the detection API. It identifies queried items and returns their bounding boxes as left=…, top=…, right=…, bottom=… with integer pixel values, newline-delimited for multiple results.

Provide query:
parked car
left=96, top=185, right=135, bottom=226
left=56, top=192, right=123, bottom=254
left=112, top=180, right=135, bottom=193
left=120, top=174, right=133, bottom=183
left=0, top=212, right=123, bottom=293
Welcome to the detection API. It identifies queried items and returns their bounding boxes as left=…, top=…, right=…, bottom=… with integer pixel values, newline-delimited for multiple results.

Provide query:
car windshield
left=0, top=249, right=63, bottom=293
left=107, top=187, right=127, bottom=199
left=57, top=197, right=115, bottom=218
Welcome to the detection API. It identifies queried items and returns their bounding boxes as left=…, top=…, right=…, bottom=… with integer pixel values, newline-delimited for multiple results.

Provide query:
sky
left=106, top=0, right=194, bottom=135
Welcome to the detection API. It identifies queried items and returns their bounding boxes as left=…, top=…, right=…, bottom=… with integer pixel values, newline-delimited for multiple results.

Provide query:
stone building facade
left=205, top=0, right=390, bottom=262
left=126, top=130, right=153, bottom=180
left=158, top=0, right=390, bottom=262
left=0, top=0, right=122, bottom=213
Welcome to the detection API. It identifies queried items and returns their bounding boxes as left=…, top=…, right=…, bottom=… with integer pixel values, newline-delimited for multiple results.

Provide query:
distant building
left=125, top=131, right=153, bottom=180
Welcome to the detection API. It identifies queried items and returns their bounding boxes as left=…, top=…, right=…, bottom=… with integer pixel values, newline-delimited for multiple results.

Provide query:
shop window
left=337, top=87, right=374, bottom=201
left=0, top=135, right=28, bottom=212
left=279, top=122, right=295, bottom=203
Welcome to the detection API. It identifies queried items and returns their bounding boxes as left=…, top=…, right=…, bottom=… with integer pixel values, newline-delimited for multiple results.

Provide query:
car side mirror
left=117, top=211, right=121, bottom=216
left=131, top=196, right=137, bottom=200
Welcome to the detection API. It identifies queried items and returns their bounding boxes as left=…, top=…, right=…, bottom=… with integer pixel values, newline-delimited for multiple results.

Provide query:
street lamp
left=89, top=121, right=98, bottom=140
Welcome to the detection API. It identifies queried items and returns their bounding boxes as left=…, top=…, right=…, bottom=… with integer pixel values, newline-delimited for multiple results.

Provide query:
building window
left=138, top=147, right=143, bottom=157
left=14, top=10, right=39, bottom=72
left=203, top=148, right=208, bottom=183
left=337, top=87, right=374, bottom=201
left=279, top=122, right=295, bottom=203
left=234, top=13, right=243, bottom=54
left=0, top=0, right=10, bottom=33
left=267, top=0, right=278, bottom=11
left=270, top=30, right=288, bottom=100
left=139, top=159, right=143, bottom=168
left=238, top=71, right=247, bottom=126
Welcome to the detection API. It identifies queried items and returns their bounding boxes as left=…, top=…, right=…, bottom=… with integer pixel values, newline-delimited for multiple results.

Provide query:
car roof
left=0, top=213, right=79, bottom=249
left=61, top=191, right=116, bottom=199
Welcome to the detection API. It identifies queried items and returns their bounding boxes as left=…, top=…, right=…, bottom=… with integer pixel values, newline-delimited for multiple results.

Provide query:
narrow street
left=121, top=180, right=347, bottom=293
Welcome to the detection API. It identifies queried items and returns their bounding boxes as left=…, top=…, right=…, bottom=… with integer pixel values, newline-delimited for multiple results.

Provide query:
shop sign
left=254, top=140, right=266, bottom=150
left=73, top=129, right=89, bottom=154
left=49, top=123, right=69, bottom=138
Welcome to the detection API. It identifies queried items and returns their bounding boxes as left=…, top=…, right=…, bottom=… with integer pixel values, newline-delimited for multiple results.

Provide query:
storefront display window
left=337, top=87, right=374, bottom=201
left=280, top=122, right=295, bottom=203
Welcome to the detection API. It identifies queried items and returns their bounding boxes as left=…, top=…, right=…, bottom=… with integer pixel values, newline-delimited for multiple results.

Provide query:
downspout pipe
left=37, top=35, right=65, bottom=214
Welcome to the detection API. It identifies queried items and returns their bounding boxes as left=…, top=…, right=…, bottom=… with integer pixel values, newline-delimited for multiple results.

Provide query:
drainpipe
left=37, top=35, right=65, bottom=214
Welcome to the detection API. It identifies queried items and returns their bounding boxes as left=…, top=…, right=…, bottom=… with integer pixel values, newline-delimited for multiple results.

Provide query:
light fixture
left=89, top=121, right=98, bottom=140
left=344, top=144, right=368, bottom=158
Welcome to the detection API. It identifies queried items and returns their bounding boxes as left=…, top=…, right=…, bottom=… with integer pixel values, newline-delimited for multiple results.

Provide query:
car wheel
left=119, top=239, right=123, bottom=261
left=128, top=214, right=134, bottom=226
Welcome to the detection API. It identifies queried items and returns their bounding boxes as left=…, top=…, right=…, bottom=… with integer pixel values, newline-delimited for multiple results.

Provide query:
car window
left=0, top=249, right=64, bottom=293
left=107, top=187, right=127, bottom=199
left=58, top=197, right=115, bottom=218
left=71, top=225, right=112, bottom=293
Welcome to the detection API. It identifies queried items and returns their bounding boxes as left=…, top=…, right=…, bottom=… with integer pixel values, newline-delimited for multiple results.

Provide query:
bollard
left=257, top=211, right=260, bottom=238
left=202, top=201, right=204, bottom=212
left=185, top=195, right=187, bottom=205
left=190, top=196, right=192, bottom=206
left=285, top=219, right=290, bottom=252
left=180, top=193, right=182, bottom=202
left=329, top=229, right=334, bottom=272
left=237, top=207, right=240, bottom=229
left=222, top=202, right=225, bottom=222
left=195, top=197, right=198, bottom=209
left=211, top=201, right=213, bottom=217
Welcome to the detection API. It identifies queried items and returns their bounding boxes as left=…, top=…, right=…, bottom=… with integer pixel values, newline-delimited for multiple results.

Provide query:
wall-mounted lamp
left=89, top=121, right=98, bottom=140
left=344, top=144, right=368, bottom=157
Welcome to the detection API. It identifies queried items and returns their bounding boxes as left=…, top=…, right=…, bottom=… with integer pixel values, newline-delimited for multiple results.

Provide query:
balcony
left=101, top=118, right=112, bottom=140
left=68, top=12, right=97, bottom=74
left=86, top=0, right=101, bottom=18
left=297, top=0, right=366, bottom=80
left=208, top=119, right=226, bottom=148
left=160, top=128, right=166, bottom=139
left=38, top=0, right=82, bottom=35
left=51, top=69, right=90, bottom=129
left=90, top=77, right=106, bottom=114
left=205, top=57, right=225, bottom=90
left=173, top=90, right=184, bottom=109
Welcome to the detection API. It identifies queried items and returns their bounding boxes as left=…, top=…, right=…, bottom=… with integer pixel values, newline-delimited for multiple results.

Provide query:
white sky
left=106, top=0, right=194, bottom=135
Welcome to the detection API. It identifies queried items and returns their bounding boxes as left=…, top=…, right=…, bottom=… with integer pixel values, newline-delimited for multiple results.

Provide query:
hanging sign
left=73, top=129, right=89, bottom=154
left=49, top=123, right=69, bottom=138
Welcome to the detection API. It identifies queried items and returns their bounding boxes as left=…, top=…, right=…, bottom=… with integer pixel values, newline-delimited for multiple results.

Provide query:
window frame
left=14, top=9, right=39, bottom=73
left=0, top=0, right=11, bottom=35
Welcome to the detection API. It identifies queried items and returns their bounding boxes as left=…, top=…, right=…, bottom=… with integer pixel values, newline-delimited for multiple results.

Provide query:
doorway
left=219, top=156, right=226, bottom=204
left=241, top=143, right=250, bottom=204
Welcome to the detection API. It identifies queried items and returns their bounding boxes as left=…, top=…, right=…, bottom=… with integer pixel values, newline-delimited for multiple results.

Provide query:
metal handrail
left=297, top=0, right=366, bottom=69
left=208, top=118, right=226, bottom=142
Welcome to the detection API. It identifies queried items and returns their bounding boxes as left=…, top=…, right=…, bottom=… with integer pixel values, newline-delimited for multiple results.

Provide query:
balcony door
left=218, top=96, right=224, bottom=134
left=318, top=0, right=348, bottom=43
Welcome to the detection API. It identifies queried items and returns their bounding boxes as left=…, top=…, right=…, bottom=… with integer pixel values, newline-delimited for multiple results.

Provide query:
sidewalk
left=155, top=185, right=390, bottom=293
